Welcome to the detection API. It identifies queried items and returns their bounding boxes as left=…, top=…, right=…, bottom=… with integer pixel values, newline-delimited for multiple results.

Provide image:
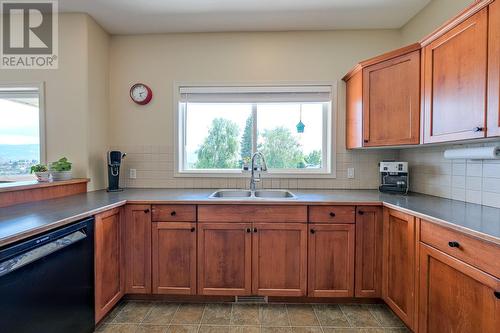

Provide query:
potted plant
left=49, top=157, right=72, bottom=181
left=30, top=164, right=50, bottom=182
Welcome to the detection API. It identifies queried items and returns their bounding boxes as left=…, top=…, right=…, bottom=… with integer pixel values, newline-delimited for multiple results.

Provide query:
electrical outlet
left=129, top=168, right=137, bottom=179
left=347, top=167, right=355, bottom=179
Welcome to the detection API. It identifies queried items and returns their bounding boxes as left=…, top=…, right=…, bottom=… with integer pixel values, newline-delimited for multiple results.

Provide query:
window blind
left=179, top=85, right=332, bottom=103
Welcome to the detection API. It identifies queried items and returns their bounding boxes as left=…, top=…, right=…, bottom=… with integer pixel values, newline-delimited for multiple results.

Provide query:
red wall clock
left=130, top=83, right=153, bottom=105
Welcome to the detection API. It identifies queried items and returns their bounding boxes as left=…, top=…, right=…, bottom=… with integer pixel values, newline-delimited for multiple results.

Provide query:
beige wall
left=0, top=14, right=110, bottom=190
left=109, top=31, right=401, bottom=189
left=86, top=16, right=110, bottom=191
left=401, top=0, right=474, bottom=44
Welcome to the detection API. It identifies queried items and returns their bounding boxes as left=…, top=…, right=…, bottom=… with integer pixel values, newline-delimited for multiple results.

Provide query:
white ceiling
left=59, top=0, right=432, bottom=34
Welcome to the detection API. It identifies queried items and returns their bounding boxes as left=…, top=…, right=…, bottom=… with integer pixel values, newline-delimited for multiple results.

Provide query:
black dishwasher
left=0, top=217, right=95, bottom=333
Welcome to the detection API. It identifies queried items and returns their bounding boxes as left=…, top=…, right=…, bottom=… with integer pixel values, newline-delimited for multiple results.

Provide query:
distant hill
left=0, top=144, right=39, bottom=163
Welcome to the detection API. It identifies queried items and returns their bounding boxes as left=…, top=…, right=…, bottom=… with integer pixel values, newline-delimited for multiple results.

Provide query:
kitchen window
left=0, top=84, right=45, bottom=182
left=175, top=84, right=335, bottom=177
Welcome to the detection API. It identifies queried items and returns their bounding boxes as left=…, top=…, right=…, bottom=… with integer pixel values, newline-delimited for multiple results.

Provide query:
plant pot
left=50, top=170, right=72, bottom=181
left=34, top=171, right=51, bottom=182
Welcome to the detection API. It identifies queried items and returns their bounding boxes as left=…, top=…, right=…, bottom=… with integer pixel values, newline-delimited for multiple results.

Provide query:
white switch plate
left=129, top=168, right=137, bottom=179
left=347, top=168, right=355, bottom=179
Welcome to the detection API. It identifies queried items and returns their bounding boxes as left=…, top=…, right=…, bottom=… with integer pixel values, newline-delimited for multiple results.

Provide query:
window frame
left=0, top=82, right=46, bottom=181
left=173, top=82, right=337, bottom=179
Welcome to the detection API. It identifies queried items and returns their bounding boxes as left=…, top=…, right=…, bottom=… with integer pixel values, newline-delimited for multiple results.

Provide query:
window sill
left=0, top=178, right=90, bottom=193
left=175, top=171, right=336, bottom=179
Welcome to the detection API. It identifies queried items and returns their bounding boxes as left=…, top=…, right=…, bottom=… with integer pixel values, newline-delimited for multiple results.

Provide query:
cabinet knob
left=144, top=209, right=150, bottom=213
left=253, top=228, right=257, bottom=233
left=329, top=212, right=336, bottom=217
left=448, top=241, right=460, bottom=248
left=310, top=229, right=316, bottom=234
left=170, top=211, right=177, bottom=216
left=364, top=139, right=369, bottom=143
left=246, top=228, right=251, bottom=233
left=358, top=210, right=364, bottom=215
left=190, top=227, right=195, bottom=232
left=474, top=126, right=485, bottom=132
left=494, top=291, right=500, bottom=299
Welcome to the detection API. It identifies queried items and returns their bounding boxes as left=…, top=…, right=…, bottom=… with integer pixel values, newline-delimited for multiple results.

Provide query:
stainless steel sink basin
left=209, top=189, right=296, bottom=200
left=254, top=189, right=296, bottom=199
left=209, top=190, right=252, bottom=198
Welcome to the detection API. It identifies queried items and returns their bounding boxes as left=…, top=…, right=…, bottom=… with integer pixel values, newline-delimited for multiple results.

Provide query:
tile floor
left=95, top=301, right=410, bottom=333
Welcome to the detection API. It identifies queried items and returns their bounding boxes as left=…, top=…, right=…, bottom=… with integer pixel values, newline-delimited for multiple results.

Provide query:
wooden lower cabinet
left=355, top=206, right=383, bottom=297
left=252, top=223, right=308, bottom=296
left=382, top=208, right=416, bottom=330
left=152, top=222, right=197, bottom=295
left=308, top=224, right=355, bottom=297
left=94, top=208, right=124, bottom=323
left=419, top=244, right=500, bottom=332
left=198, top=223, right=252, bottom=295
left=124, top=204, right=152, bottom=294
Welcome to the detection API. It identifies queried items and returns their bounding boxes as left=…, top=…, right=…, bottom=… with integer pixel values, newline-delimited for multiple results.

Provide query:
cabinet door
left=423, top=8, right=488, bottom=143
left=419, top=244, right=499, bottom=332
left=198, top=223, right=252, bottom=295
left=124, top=204, right=152, bottom=294
left=382, top=209, right=416, bottom=330
left=488, top=0, right=500, bottom=137
left=355, top=206, right=383, bottom=298
left=346, top=71, right=363, bottom=149
left=252, top=223, right=307, bottom=296
left=363, top=50, right=420, bottom=146
left=152, top=222, right=196, bottom=295
left=308, top=224, right=355, bottom=297
left=94, top=208, right=123, bottom=323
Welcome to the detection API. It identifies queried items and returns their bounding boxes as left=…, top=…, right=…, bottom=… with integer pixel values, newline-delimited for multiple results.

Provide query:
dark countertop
left=0, top=188, right=499, bottom=247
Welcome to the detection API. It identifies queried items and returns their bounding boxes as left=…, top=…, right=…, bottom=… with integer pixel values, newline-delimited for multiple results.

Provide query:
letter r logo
left=2, top=2, right=53, bottom=54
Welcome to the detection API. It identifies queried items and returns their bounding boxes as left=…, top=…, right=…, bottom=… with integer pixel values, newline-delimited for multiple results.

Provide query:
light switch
left=347, top=168, right=355, bottom=179
left=129, top=168, right=137, bottom=179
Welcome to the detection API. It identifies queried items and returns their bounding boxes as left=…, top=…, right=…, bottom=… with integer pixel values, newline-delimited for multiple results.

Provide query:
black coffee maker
left=107, top=151, right=126, bottom=192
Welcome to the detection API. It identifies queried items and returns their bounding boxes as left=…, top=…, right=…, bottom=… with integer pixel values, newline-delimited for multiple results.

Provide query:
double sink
left=209, top=189, right=297, bottom=200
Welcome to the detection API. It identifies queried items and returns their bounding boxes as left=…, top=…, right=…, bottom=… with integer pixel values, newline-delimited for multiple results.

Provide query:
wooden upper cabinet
left=355, top=206, right=383, bottom=298
left=362, top=50, right=420, bottom=146
left=488, top=0, right=500, bottom=137
left=252, top=223, right=307, bottom=296
left=343, top=43, right=421, bottom=149
left=198, top=223, right=252, bottom=296
left=94, top=208, right=124, bottom=323
left=419, top=244, right=500, bottom=332
left=308, top=224, right=355, bottom=297
left=124, top=204, right=152, bottom=294
left=382, top=208, right=416, bottom=330
left=422, top=7, right=488, bottom=143
left=152, top=222, right=197, bottom=295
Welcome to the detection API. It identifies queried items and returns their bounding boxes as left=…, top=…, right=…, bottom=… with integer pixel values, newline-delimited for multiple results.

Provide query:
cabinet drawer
left=198, top=205, right=307, bottom=223
left=420, top=220, right=500, bottom=277
left=308, top=206, right=355, bottom=223
left=152, top=205, right=197, bottom=222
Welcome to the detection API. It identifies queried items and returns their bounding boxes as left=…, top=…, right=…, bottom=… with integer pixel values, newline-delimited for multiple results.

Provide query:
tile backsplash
left=400, top=141, right=500, bottom=209
left=113, top=144, right=397, bottom=191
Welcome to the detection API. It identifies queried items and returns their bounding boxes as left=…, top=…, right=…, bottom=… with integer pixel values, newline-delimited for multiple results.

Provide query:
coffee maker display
left=379, top=161, right=409, bottom=194
left=107, top=151, right=126, bottom=192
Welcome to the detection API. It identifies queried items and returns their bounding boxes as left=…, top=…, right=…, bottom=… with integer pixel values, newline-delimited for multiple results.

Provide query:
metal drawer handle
left=329, top=212, right=336, bottom=217
left=474, top=127, right=485, bottom=132
left=310, top=229, right=315, bottom=234
left=144, top=209, right=150, bottom=213
left=448, top=241, right=460, bottom=248
left=494, top=291, right=500, bottom=299
left=190, top=227, right=195, bottom=232
left=170, top=211, right=177, bottom=216
left=246, top=228, right=251, bottom=233
left=253, top=228, right=257, bottom=233
left=358, top=211, right=364, bottom=215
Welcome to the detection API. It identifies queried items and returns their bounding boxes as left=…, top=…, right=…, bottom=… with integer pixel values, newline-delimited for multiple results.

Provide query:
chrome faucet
left=249, top=152, right=267, bottom=191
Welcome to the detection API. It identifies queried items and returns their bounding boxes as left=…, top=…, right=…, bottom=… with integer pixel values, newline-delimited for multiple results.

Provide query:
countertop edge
left=1, top=196, right=499, bottom=247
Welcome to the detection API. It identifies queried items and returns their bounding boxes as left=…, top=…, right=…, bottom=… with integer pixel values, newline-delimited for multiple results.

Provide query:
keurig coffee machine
left=107, top=151, right=126, bottom=192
